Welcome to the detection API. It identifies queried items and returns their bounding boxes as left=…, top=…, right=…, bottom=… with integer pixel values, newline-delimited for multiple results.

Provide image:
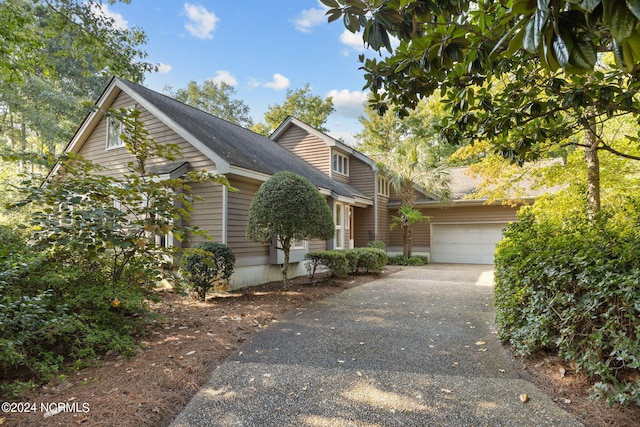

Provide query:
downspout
left=373, top=170, right=379, bottom=241
left=222, top=185, right=228, bottom=244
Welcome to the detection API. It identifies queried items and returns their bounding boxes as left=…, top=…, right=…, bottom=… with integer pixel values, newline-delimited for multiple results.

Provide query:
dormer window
left=332, top=152, right=348, bottom=176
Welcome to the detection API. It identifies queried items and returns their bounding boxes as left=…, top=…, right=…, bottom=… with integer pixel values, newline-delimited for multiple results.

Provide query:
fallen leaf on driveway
left=475, top=341, right=486, bottom=346
left=519, top=393, right=530, bottom=403
left=440, top=388, right=453, bottom=394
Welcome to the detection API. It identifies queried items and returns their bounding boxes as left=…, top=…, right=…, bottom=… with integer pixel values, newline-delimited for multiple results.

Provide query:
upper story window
left=106, top=115, right=125, bottom=150
left=106, top=106, right=135, bottom=150
left=332, top=152, right=349, bottom=176
left=378, top=176, right=390, bottom=197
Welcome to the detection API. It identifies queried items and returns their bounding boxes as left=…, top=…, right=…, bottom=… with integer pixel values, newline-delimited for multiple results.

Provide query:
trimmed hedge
left=495, top=209, right=640, bottom=406
left=387, top=255, right=428, bottom=266
left=306, top=248, right=387, bottom=279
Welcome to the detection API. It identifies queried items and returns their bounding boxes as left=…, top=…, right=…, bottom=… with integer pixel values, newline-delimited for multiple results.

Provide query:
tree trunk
left=407, top=225, right=413, bottom=257
left=281, top=238, right=290, bottom=289
left=402, top=225, right=409, bottom=257
left=584, top=121, right=601, bottom=219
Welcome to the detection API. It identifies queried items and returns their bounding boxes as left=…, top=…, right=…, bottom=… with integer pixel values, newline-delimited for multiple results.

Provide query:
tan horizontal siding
left=354, top=206, right=375, bottom=247
left=276, top=126, right=330, bottom=176
left=185, top=181, right=224, bottom=246
left=388, top=203, right=521, bottom=249
left=227, top=177, right=269, bottom=262
left=348, top=158, right=374, bottom=196
left=76, top=91, right=216, bottom=179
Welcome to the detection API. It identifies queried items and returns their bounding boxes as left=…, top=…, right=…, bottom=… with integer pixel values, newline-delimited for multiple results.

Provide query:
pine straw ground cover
left=2, top=266, right=639, bottom=427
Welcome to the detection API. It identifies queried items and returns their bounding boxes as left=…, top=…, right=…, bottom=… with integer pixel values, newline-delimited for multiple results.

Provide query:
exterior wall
left=226, top=176, right=269, bottom=264
left=353, top=206, right=375, bottom=247
left=76, top=90, right=216, bottom=177
left=387, top=203, right=521, bottom=255
left=275, top=126, right=330, bottom=176
left=185, top=181, right=224, bottom=245
left=349, top=157, right=375, bottom=196
left=330, top=148, right=350, bottom=185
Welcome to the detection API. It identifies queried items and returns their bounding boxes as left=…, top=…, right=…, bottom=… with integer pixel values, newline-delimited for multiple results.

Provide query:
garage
left=430, top=223, right=508, bottom=264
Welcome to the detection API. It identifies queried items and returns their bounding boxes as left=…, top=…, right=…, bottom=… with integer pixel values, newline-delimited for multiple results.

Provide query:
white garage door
left=431, top=223, right=508, bottom=264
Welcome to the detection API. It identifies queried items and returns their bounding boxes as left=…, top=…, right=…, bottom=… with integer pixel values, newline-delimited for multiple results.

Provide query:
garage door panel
left=431, top=223, right=507, bottom=264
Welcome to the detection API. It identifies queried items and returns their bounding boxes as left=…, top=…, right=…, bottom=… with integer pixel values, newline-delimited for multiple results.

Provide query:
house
left=60, top=77, right=525, bottom=288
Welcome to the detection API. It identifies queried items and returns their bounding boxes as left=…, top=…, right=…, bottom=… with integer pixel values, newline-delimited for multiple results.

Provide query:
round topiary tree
left=180, top=241, right=235, bottom=300
left=246, top=171, right=334, bottom=289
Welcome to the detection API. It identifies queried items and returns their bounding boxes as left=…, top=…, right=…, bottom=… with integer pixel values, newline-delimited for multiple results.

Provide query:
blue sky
left=102, top=1, right=379, bottom=144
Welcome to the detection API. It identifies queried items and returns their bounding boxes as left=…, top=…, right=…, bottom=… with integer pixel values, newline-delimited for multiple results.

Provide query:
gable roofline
left=53, top=77, right=371, bottom=203
left=270, top=116, right=377, bottom=169
left=55, top=77, right=231, bottom=177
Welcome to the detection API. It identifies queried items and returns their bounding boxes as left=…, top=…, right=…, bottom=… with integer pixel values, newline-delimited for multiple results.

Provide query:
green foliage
left=0, top=231, right=144, bottom=398
left=0, top=0, right=153, bottom=167
left=306, top=248, right=387, bottom=279
left=391, top=205, right=431, bottom=258
left=165, top=80, right=254, bottom=128
left=246, top=171, right=334, bottom=288
left=344, top=248, right=387, bottom=274
left=495, top=205, right=640, bottom=406
left=181, top=242, right=236, bottom=301
left=10, top=108, right=228, bottom=287
left=305, top=251, right=348, bottom=279
left=366, top=240, right=386, bottom=250
left=1, top=109, right=232, bottom=396
left=387, top=255, right=428, bottom=266
left=253, top=83, right=335, bottom=135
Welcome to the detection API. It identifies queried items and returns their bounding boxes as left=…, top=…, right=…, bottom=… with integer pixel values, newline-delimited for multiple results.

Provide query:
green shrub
left=306, top=248, right=387, bottom=278
left=495, top=208, right=640, bottom=406
left=366, top=240, right=386, bottom=250
left=181, top=242, right=235, bottom=300
left=0, top=230, right=147, bottom=398
left=305, top=250, right=348, bottom=279
left=346, top=248, right=387, bottom=274
left=387, top=255, right=428, bottom=266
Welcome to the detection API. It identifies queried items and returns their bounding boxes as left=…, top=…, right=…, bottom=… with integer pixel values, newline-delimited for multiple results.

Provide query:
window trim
left=378, top=176, right=390, bottom=197
left=332, top=152, right=349, bottom=176
left=106, top=105, right=135, bottom=150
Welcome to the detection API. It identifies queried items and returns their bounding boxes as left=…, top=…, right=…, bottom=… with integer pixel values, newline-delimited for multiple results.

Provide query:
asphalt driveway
left=171, top=264, right=582, bottom=427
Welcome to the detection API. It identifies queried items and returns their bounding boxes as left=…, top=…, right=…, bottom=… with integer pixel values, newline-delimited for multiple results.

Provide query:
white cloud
left=90, top=3, right=128, bottom=30
left=263, top=73, right=290, bottom=90
left=183, top=3, right=219, bottom=40
left=339, top=29, right=400, bottom=56
left=208, top=70, right=237, bottom=86
left=340, top=30, right=366, bottom=52
left=157, top=63, right=172, bottom=74
left=327, top=89, right=368, bottom=119
left=293, top=1, right=328, bottom=33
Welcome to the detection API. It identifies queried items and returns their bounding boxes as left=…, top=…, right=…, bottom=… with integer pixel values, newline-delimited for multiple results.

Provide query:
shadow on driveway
left=171, top=265, right=582, bottom=427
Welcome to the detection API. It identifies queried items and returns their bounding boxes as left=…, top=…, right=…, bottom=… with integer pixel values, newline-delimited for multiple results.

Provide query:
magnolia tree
left=246, top=171, right=334, bottom=289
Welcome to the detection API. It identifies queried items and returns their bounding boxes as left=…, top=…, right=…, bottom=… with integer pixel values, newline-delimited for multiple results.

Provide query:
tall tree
left=323, top=1, right=640, bottom=217
left=0, top=0, right=153, bottom=158
left=165, top=80, right=254, bottom=128
left=252, top=84, right=334, bottom=136
left=356, top=102, right=451, bottom=256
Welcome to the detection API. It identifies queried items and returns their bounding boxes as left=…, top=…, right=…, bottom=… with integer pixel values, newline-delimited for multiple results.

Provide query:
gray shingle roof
left=115, top=78, right=370, bottom=201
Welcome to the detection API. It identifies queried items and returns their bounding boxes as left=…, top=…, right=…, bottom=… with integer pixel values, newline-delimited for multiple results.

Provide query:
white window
left=334, top=203, right=343, bottom=249
left=106, top=106, right=135, bottom=150
left=292, top=239, right=307, bottom=250
left=106, top=115, right=125, bottom=149
left=332, top=152, right=349, bottom=176
left=378, top=176, right=390, bottom=197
